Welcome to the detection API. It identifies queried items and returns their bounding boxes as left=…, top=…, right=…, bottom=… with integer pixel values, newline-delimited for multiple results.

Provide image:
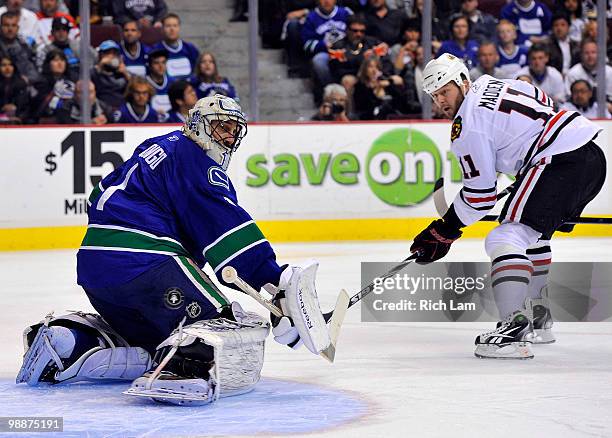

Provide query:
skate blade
left=531, top=328, right=556, bottom=344
left=123, top=387, right=212, bottom=405
left=474, top=342, right=534, bottom=360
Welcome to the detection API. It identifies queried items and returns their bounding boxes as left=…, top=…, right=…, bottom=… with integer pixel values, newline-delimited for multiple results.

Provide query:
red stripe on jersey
left=510, top=159, right=546, bottom=221
left=540, top=90, right=547, bottom=104
left=532, top=258, right=552, bottom=266
left=465, top=195, right=497, bottom=203
left=492, top=264, right=534, bottom=276
left=537, top=110, right=566, bottom=148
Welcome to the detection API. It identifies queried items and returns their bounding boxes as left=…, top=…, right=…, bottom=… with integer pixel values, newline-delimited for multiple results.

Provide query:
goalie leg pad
left=279, top=261, right=330, bottom=354
left=124, top=303, right=270, bottom=406
left=16, top=312, right=151, bottom=386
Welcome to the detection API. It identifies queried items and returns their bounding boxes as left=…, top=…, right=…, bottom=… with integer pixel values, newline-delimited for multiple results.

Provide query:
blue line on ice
left=1, top=378, right=367, bottom=437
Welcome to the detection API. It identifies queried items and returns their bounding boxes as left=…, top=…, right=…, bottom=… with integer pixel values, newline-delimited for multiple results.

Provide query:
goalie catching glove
left=264, top=261, right=330, bottom=355
left=410, top=219, right=462, bottom=264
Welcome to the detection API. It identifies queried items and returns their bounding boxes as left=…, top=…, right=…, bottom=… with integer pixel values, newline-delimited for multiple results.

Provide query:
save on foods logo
left=245, top=128, right=462, bottom=206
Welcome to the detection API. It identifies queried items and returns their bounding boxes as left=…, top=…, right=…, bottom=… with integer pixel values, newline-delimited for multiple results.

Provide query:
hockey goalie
left=410, top=54, right=606, bottom=359
left=16, top=95, right=330, bottom=405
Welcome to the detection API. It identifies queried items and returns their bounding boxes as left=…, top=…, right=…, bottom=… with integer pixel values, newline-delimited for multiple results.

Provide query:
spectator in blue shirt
left=152, top=13, right=199, bottom=80
left=301, top=0, right=353, bottom=101
left=437, top=14, right=479, bottom=70
left=113, top=75, right=163, bottom=123
left=120, top=20, right=150, bottom=77
left=500, top=0, right=552, bottom=46
left=190, top=52, right=238, bottom=101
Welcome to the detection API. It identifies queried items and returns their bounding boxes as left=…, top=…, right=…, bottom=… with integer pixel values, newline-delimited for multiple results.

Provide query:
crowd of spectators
left=0, top=0, right=239, bottom=124
left=261, top=0, right=611, bottom=120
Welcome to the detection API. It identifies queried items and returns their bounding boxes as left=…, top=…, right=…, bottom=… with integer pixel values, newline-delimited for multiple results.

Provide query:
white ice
left=1, top=239, right=612, bottom=437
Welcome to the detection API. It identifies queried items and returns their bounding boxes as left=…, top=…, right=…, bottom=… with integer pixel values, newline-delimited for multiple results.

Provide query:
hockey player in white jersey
left=410, top=54, right=606, bottom=359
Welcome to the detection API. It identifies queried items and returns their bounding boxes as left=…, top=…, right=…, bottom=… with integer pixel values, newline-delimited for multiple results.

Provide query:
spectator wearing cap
left=36, top=16, right=95, bottom=73
left=0, top=11, right=40, bottom=84
left=500, top=0, right=552, bottom=46
left=189, top=52, right=238, bottom=101
left=54, top=79, right=112, bottom=124
left=436, top=14, right=479, bottom=70
left=562, top=79, right=611, bottom=119
left=547, top=13, right=579, bottom=75
left=460, top=0, right=497, bottom=44
left=565, top=39, right=612, bottom=112
left=120, top=20, right=150, bottom=77
left=364, top=0, right=407, bottom=47
left=145, top=48, right=173, bottom=116
left=0, top=0, right=39, bottom=46
left=151, top=13, right=199, bottom=80
left=91, top=39, right=131, bottom=110
left=515, top=44, right=565, bottom=103
left=469, top=41, right=503, bottom=80
left=111, top=0, right=167, bottom=28
left=113, top=75, right=163, bottom=123
left=35, top=0, right=78, bottom=45
left=0, top=54, right=29, bottom=123
left=166, top=79, right=197, bottom=123
left=496, top=19, right=528, bottom=79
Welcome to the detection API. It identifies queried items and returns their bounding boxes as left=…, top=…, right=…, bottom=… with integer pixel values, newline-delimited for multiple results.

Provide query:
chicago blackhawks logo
left=451, top=116, right=462, bottom=142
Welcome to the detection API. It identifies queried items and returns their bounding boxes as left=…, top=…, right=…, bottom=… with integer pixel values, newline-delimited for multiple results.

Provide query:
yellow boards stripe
left=0, top=219, right=610, bottom=251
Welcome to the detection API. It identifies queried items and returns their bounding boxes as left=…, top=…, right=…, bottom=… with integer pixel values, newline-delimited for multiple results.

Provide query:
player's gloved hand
left=270, top=291, right=303, bottom=350
left=410, top=219, right=462, bottom=264
left=265, top=266, right=304, bottom=350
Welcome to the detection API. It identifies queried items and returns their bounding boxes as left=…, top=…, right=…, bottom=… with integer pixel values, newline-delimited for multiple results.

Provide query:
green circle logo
left=366, top=128, right=442, bottom=206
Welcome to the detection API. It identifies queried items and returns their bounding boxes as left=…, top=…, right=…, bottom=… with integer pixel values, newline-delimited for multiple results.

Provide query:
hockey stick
left=433, top=178, right=612, bottom=224
left=221, top=266, right=337, bottom=363
left=322, top=252, right=420, bottom=323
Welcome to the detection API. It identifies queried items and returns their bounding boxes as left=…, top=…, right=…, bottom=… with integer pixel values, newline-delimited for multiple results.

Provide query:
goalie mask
left=183, top=95, right=247, bottom=170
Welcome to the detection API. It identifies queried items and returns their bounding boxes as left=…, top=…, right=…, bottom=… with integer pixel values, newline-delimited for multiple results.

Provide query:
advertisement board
left=1, top=121, right=610, bottom=249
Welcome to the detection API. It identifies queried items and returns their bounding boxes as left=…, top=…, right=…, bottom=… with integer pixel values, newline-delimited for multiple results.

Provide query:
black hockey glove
left=410, top=219, right=463, bottom=264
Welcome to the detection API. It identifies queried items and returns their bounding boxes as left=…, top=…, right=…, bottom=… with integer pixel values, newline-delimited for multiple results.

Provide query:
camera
left=331, top=102, right=345, bottom=114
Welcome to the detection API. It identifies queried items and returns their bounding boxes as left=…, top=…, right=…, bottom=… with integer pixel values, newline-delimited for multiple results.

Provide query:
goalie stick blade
left=433, top=177, right=449, bottom=217
left=319, top=289, right=350, bottom=363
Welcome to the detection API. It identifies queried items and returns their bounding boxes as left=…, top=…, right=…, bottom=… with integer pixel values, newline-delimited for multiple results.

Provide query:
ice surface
left=1, top=239, right=612, bottom=437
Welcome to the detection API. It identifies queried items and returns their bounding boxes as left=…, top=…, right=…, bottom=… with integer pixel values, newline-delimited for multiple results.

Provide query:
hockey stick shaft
left=433, top=178, right=612, bottom=225
left=322, top=253, right=419, bottom=322
left=221, top=266, right=284, bottom=317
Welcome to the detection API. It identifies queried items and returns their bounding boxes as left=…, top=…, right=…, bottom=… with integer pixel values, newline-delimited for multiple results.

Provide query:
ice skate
left=525, top=297, right=556, bottom=344
left=474, top=311, right=534, bottom=359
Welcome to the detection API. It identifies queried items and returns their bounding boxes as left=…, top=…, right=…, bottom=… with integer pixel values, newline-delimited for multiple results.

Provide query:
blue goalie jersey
left=77, top=130, right=283, bottom=292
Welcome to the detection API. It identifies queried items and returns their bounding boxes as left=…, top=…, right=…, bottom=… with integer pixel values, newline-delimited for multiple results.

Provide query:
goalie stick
left=433, top=178, right=612, bottom=224
left=221, top=266, right=338, bottom=363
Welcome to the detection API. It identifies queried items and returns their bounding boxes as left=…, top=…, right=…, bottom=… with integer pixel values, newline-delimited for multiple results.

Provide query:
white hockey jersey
left=449, top=74, right=602, bottom=226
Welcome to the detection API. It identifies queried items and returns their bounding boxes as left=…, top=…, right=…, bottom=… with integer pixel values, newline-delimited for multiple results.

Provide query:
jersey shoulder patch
left=451, top=116, right=462, bottom=142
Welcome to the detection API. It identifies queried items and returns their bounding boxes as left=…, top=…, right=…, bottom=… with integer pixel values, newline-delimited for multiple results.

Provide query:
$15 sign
left=43, top=130, right=126, bottom=194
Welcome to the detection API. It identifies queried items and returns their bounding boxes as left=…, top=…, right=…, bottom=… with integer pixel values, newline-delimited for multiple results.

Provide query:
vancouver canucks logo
left=208, top=166, right=230, bottom=190
left=451, top=116, right=462, bottom=142
left=188, top=110, right=201, bottom=131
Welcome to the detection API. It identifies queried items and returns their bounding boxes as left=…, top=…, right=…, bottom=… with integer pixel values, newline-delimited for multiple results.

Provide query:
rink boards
left=0, top=120, right=610, bottom=250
